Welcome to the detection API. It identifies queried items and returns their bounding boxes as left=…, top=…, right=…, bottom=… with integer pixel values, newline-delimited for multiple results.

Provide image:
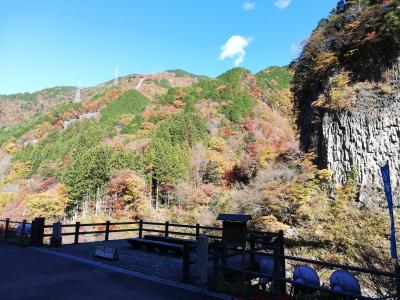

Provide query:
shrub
left=208, top=136, right=227, bottom=152
left=27, top=184, right=69, bottom=219
left=0, top=193, right=14, bottom=212
left=107, top=169, right=153, bottom=219
left=159, top=78, right=171, bottom=89
left=315, top=52, right=339, bottom=72
left=383, top=3, right=400, bottom=45
left=121, top=115, right=143, bottom=134
left=202, top=161, right=221, bottom=184
left=327, top=71, right=356, bottom=110
left=4, top=161, right=30, bottom=183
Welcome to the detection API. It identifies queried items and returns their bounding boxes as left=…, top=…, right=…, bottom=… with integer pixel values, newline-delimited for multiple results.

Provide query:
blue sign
left=337, top=0, right=346, bottom=12
left=381, top=163, right=398, bottom=261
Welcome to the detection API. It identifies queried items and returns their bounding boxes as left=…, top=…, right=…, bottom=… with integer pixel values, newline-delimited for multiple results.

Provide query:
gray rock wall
left=322, top=73, right=400, bottom=207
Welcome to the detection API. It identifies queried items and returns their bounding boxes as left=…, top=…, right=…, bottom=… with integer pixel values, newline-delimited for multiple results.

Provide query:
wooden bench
left=127, top=238, right=184, bottom=256
left=143, top=235, right=197, bottom=246
left=127, top=237, right=192, bottom=282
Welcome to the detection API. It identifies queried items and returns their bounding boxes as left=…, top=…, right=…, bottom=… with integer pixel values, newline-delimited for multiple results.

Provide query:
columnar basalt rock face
left=321, top=60, right=400, bottom=207
left=295, top=58, right=400, bottom=207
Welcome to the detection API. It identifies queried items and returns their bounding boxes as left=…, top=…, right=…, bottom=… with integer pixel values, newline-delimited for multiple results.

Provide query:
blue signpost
left=337, top=0, right=346, bottom=12
left=380, top=163, right=400, bottom=296
left=381, top=164, right=398, bottom=262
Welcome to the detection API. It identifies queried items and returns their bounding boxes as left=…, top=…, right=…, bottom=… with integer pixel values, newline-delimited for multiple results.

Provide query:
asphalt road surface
left=0, top=241, right=220, bottom=300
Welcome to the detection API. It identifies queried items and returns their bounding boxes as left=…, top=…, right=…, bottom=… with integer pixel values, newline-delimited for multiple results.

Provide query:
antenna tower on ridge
left=114, top=66, right=119, bottom=86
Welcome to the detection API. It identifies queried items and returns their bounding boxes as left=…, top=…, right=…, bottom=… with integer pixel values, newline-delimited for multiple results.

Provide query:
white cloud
left=219, top=35, right=253, bottom=66
left=274, top=0, right=292, bottom=9
left=242, top=1, right=256, bottom=11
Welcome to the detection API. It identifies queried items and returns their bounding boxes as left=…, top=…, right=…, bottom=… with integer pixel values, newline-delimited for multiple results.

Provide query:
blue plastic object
left=259, top=257, right=274, bottom=284
left=16, top=223, right=31, bottom=234
left=293, top=265, right=320, bottom=288
left=330, top=270, right=361, bottom=296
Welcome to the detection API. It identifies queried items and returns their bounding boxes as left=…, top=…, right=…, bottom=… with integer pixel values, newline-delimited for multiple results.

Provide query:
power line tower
left=114, top=66, right=119, bottom=86
left=74, top=80, right=81, bottom=103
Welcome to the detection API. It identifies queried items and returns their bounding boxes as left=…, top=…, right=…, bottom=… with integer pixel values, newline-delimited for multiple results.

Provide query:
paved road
left=0, top=242, right=219, bottom=300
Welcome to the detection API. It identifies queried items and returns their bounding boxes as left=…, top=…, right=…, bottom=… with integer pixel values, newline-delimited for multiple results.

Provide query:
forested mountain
left=1, top=1, right=400, bottom=294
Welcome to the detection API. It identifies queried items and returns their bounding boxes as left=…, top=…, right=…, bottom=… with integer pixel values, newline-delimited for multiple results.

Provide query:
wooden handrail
left=1, top=216, right=396, bottom=291
left=109, top=221, right=139, bottom=226
left=142, top=221, right=165, bottom=226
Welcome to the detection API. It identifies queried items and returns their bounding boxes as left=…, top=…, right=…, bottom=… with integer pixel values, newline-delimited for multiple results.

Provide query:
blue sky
left=0, top=0, right=338, bottom=94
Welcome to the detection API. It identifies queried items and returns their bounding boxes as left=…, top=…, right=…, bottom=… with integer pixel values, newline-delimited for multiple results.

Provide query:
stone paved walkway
left=50, top=239, right=195, bottom=282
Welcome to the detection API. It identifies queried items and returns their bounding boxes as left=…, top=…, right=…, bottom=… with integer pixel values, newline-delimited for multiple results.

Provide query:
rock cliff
left=302, top=58, right=400, bottom=206
left=292, top=1, right=400, bottom=207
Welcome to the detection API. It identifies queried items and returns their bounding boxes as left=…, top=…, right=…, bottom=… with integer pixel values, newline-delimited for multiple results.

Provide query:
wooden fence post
left=221, top=244, right=227, bottom=269
left=396, top=263, right=400, bottom=299
left=195, top=223, right=200, bottom=239
left=4, top=218, right=9, bottom=239
left=30, top=218, right=45, bottom=247
left=50, top=222, right=62, bottom=247
left=165, top=221, right=169, bottom=237
left=138, top=219, right=143, bottom=238
left=19, top=219, right=26, bottom=243
left=182, top=242, right=190, bottom=283
left=250, top=234, right=256, bottom=267
left=74, top=221, right=80, bottom=244
left=105, top=221, right=110, bottom=241
left=213, top=240, right=220, bottom=279
left=195, top=235, right=208, bottom=284
left=273, top=245, right=282, bottom=296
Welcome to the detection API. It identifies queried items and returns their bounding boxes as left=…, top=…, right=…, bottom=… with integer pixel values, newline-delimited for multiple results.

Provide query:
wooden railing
left=40, top=220, right=228, bottom=244
left=0, top=217, right=398, bottom=298
left=0, top=218, right=31, bottom=243
left=0, top=218, right=281, bottom=245
left=213, top=242, right=399, bottom=300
